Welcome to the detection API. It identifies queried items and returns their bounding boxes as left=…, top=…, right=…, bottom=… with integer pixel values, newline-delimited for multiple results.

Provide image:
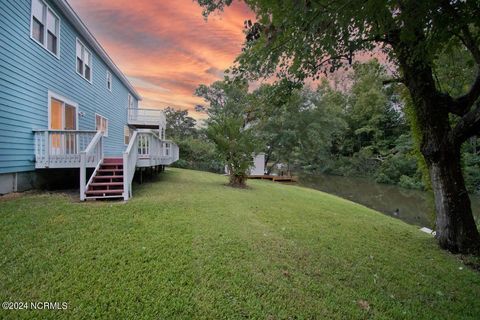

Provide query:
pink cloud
left=68, top=0, right=253, bottom=118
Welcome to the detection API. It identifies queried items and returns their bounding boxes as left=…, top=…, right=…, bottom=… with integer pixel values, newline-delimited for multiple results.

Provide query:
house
left=0, top=0, right=179, bottom=200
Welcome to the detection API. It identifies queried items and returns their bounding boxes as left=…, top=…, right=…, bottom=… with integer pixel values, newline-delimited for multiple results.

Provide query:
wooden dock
left=247, top=175, right=298, bottom=182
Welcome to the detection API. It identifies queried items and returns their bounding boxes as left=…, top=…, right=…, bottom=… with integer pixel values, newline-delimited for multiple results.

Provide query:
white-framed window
left=95, top=114, right=108, bottom=137
left=76, top=39, right=92, bottom=82
left=31, top=0, right=60, bottom=58
left=106, top=71, right=112, bottom=91
left=124, top=126, right=131, bottom=145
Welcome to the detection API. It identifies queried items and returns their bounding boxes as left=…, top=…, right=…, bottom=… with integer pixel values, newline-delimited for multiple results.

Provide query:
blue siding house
left=0, top=0, right=178, bottom=200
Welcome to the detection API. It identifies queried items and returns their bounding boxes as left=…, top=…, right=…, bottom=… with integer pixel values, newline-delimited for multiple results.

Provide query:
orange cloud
left=68, top=0, right=253, bottom=118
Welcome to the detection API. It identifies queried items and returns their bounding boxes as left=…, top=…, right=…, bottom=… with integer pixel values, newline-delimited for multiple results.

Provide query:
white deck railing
left=123, top=130, right=179, bottom=200
left=79, top=131, right=104, bottom=201
left=123, top=131, right=139, bottom=200
left=136, top=130, right=179, bottom=166
left=34, top=129, right=178, bottom=201
left=34, top=130, right=98, bottom=168
left=128, top=108, right=166, bottom=128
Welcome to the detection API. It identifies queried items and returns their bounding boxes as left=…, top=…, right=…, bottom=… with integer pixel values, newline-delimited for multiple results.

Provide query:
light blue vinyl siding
left=0, top=0, right=138, bottom=174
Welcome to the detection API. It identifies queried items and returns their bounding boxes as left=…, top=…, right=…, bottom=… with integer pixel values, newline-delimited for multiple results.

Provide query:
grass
left=0, top=168, right=479, bottom=319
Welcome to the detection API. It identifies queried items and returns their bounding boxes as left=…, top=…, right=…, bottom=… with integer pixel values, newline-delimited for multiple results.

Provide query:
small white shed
left=224, top=153, right=265, bottom=176
left=249, top=153, right=265, bottom=176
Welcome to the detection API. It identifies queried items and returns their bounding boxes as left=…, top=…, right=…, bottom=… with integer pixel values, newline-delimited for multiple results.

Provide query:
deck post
left=44, top=131, right=50, bottom=167
left=79, top=151, right=86, bottom=201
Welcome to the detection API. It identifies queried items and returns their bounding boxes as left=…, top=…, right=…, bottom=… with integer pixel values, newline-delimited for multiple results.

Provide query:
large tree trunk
left=395, top=42, right=480, bottom=253
left=412, top=89, right=480, bottom=253
left=425, top=140, right=480, bottom=253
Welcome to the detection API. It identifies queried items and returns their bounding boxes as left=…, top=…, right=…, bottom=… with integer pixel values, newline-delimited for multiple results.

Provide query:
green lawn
left=0, top=168, right=479, bottom=319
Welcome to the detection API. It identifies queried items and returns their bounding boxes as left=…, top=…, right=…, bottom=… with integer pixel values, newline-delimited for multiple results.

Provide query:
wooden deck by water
left=248, top=175, right=298, bottom=182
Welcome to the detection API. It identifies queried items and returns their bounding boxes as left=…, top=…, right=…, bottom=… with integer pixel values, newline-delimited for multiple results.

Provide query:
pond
left=298, top=173, right=480, bottom=228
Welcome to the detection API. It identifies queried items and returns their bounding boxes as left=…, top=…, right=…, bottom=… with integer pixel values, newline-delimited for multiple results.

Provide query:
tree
left=197, top=0, right=480, bottom=253
left=195, top=80, right=258, bottom=187
left=249, top=82, right=300, bottom=173
left=163, top=107, right=198, bottom=139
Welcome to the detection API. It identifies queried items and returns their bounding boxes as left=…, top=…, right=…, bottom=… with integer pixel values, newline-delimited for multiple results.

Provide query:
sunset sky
left=68, top=0, right=253, bottom=118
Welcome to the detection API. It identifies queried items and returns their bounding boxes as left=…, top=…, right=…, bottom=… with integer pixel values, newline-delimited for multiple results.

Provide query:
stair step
left=85, top=195, right=124, bottom=200
left=93, top=175, right=124, bottom=180
left=103, top=158, right=123, bottom=164
left=89, top=182, right=124, bottom=187
left=86, top=189, right=124, bottom=195
left=101, top=164, right=123, bottom=168
left=97, top=169, right=123, bottom=173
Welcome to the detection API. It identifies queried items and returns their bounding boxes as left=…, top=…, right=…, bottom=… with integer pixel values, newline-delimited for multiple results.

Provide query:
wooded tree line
left=193, top=0, right=480, bottom=253
left=256, top=60, right=480, bottom=194
left=167, top=60, right=479, bottom=195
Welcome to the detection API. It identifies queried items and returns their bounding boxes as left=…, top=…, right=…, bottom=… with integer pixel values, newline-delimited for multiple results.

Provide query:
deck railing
left=123, top=131, right=139, bottom=200
left=128, top=108, right=166, bottom=127
left=34, top=130, right=97, bottom=168
left=135, top=130, right=179, bottom=165
left=79, top=131, right=104, bottom=201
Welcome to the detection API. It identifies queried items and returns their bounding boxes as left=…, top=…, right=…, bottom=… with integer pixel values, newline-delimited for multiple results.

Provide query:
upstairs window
left=31, top=0, right=60, bottom=57
left=106, top=71, right=112, bottom=91
left=76, top=39, right=92, bottom=82
left=95, top=114, right=108, bottom=137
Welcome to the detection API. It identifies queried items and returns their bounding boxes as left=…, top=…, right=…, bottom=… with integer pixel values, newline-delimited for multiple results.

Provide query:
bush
left=398, top=175, right=423, bottom=190
left=375, top=153, right=418, bottom=185
left=463, top=152, right=480, bottom=194
left=375, top=173, right=394, bottom=184
left=172, top=137, right=224, bottom=173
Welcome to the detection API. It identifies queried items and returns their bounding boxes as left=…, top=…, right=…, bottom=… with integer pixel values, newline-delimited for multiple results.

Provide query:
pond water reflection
left=298, top=173, right=480, bottom=228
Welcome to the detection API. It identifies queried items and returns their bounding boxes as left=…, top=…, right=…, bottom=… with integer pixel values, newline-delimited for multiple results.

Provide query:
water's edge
left=298, top=173, right=480, bottom=228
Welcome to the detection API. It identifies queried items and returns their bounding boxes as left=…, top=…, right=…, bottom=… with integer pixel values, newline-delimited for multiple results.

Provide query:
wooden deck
left=247, top=175, right=298, bottom=182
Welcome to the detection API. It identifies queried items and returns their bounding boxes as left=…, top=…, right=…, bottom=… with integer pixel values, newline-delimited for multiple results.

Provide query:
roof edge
left=57, top=0, right=142, bottom=101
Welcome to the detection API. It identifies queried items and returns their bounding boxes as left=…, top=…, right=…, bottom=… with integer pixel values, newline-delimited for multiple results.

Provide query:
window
left=76, top=39, right=92, bottom=82
left=124, top=126, right=131, bottom=145
left=31, top=0, right=60, bottom=57
left=95, top=114, right=108, bottom=137
left=106, top=71, right=112, bottom=91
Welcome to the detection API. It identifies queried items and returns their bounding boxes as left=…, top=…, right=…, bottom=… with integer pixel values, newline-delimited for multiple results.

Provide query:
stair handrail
left=123, top=131, right=139, bottom=200
left=80, top=131, right=104, bottom=201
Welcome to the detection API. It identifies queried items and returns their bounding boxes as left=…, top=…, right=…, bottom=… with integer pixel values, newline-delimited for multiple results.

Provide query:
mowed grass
left=0, top=168, right=479, bottom=319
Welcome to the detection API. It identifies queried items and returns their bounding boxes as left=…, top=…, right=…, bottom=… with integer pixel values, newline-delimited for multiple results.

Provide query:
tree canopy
left=196, top=80, right=259, bottom=187
left=196, top=0, right=480, bottom=253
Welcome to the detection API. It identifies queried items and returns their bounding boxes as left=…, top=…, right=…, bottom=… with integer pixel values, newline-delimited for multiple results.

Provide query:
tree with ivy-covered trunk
left=196, top=0, right=480, bottom=253
left=196, top=80, right=258, bottom=188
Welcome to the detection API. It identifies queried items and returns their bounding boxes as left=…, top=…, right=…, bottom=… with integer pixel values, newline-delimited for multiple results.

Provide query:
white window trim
left=106, top=71, right=112, bottom=92
left=47, top=91, right=79, bottom=130
left=30, top=0, right=61, bottom=59
left=75, top=38, right=93, bottom=84
left=95, top=113, right=108, bottom=137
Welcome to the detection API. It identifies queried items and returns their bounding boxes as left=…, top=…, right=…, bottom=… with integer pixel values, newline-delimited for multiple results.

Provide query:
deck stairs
left=85, top=157, right=124, bottom=199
